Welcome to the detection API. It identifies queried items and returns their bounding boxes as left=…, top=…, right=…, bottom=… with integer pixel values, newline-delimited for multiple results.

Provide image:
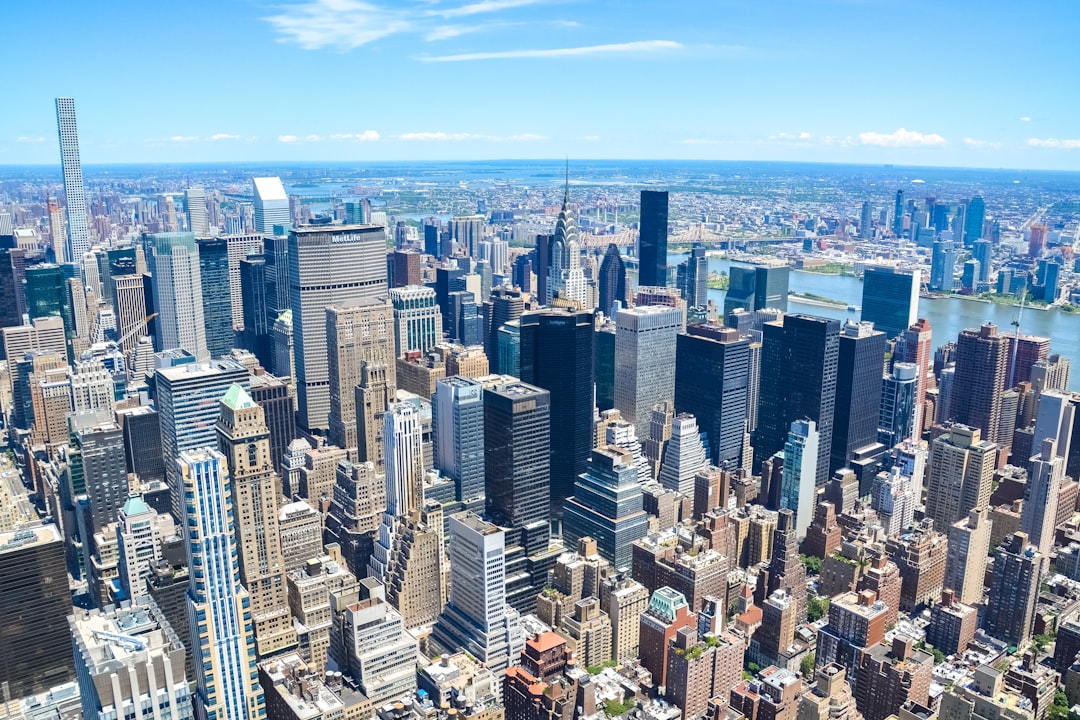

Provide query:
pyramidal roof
left=221, top=383, right=256, bottom=410
left=122, top=494, right=151, bottom=517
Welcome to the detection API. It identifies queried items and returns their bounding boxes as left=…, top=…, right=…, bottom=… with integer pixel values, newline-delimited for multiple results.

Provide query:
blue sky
left=3, top=0, right=1079, bottom=169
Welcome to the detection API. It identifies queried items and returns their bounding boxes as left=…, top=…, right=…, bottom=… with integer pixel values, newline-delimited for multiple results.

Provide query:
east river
left=668, top=253, right=1080, bottom=391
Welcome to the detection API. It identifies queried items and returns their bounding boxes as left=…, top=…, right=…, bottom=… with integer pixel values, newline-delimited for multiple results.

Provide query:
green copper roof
left=122, top=494, right=151, bottom=517
left=221, top=383, right=256, bottom=410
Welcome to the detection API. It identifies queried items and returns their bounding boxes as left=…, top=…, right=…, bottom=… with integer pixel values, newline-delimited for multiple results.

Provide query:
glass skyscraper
left=519, top=309, right=594, bottom=519
left=860, top=265, right=919, bottom=340
left=563, top=447, right=649, bottom=570
left=637, top=190, right=669, bottom=287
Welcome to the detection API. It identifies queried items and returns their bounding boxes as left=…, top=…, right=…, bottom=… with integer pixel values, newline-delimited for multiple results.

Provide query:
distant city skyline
left=2, top=0, right=1079, bottom=169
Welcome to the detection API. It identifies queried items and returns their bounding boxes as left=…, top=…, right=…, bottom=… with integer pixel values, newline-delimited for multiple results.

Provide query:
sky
left=3, top=0, right=1080, bottom=170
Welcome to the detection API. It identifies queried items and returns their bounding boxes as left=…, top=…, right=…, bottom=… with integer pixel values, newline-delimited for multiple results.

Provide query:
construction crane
left=117, top=312, right=157, bottom=350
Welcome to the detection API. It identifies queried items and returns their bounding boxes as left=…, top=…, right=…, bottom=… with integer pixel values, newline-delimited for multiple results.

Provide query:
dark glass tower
left=595, top=323, right=616, bottom=412
left=674, top=323, right=750, bottom=469
left=484, top=381, right=551, bottom=555
left=240, top=252, right=272, bottom=369
left=860, top=266, right=919, bottom=340
left=893, top=189, right=905, bottom=236
left=723, top=264, right=789, bottom=316
left=830, top=321, right=886, bottom=477
left=677, top=245, right=708, bottom=308
left=965, top=196, right=985, bottom=247
left=434, top=376, right=486, bottom=512
left=598, top=243, right=627, bottom=314
left=753, top=314, right=840, bottom=486
left=0, top=236, right=21, bottom=334
left=638, top=190, right=669, bottom=287
left=519, top=309, right=594, bottom=518
left=196, top=237, right=233, bottom=359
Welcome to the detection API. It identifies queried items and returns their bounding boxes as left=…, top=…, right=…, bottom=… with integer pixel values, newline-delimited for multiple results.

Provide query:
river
left=669, top=253, right=1080, bottom=390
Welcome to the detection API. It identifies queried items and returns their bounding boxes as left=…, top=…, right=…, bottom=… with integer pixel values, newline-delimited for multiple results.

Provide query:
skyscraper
left=433, top=376, right=486, bottom=512
left=519, top=309, right=594, bottom=517
left=755, top=314, right=840, bottom=487
left=952, top=324, right=1009, bottom=443
left=216, top=384, right=297, bottom=657
left=70, top=598, right=194, bottom=720
left=831, top=321, right=886, bottom=480
left=179, top=449, right=264, bottom=720
left=943, top=508, right=992, bottom=606
left=724, top=264, right=790, bottom=315
left=156, top=358, right=250, bottom=520
left=0, top=524, right=73, bottom=697
left=901, top=318, right=933, bottom=434
left=1022, top=439, right=1066, bottom=556
left=983, top=532, right=1046, bottom=647
left=964, top=196, right=985, bottom=246
left=253, top=177, right=290, bottom=235
left=239, top=253, right=272, bottom=368
left=598, top=243, right=627, bottom=314
left=860, top=266, right=919, bottom=340
left=326, top=299, right=396, bottom=454
left=289, top=224, right=387, bottom=432
left=484, top=381, right=551, bottom=556
left=879, top=362, right=918, bottom=448
left=929, top=238, right=956, bottom=292
left=675, top=323, right=750, bottom=469
left=615, top=305, right=683, bottom=438
left=431, top=513, right=523, bottom=671
left=657, top=413, right=708, bottom=496
left=781, top=420, right=819, bottom=540
left=925, top=425, right=995, bottom=530
left=861, top=201, right=873, bottom=238
left=563, top=447, right=649, bottom=570
left=196, top=236, right=233, bottom=359
left=678, top=245, right=708, bottom=308
left=149, top=232, right=208, bottom=360
left=55, top=97, right=90, bottom=266
left=892, top=189, right=905, bottom=236
left=113, top=274, right=148, bottom=353
left=638, top=190, right=669, bottom=287
left=383, top=402, right=425, bottom=519
left=390, top=285, right=442, bottom=356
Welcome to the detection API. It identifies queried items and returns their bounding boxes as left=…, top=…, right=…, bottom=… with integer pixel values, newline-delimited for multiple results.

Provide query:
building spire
left=564, top=157, right=569, bottom=206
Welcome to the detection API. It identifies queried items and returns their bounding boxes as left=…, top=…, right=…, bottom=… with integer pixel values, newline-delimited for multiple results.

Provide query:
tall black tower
left=519, top=308, right=594, bottom=520
left=638, top=190, right=669, bottom=287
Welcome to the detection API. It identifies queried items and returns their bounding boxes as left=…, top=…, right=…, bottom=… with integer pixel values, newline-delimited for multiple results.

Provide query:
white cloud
left=209, top=133, right=241, bottom=141
left=264, top=0, right=411, bottom=50
left=1026, top=137, right=1080, bottom=149
left=769, top=132, right=813, bottom=141
left=1020, top=116, right=1032, bottom=122
left=278, top=135, right=299, bottom=143
left=429, top=0, right=542, bottom=19
left=329, top=130, right=381, bottom=141
left=858, top=128, right=946, bottom=147
left=170, top=135, right=199, bottom=142
left=964, top=137, right=1003, bottom=149
left=16, top=136, right=45, bottom=143
left=397, top=131, right=544, bottom=141
left=680, top=138, right=723, bottom=145
left=305, top=134, right=324, bottom=142
left=426, top=24, right=484, bottom=40
left=580, top=135, right=600, bottom=142
left=420, top=39, right=682, bottom=62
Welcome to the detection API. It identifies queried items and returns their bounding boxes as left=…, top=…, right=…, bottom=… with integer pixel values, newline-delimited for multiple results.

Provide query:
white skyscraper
left=431, top=512, right=523, bottom=671
left=781, top=419, right=819, bottom=540
left=1032, top=391, right=1075, bottom=462
left=614, top=304, right=683, bottom=438
left=149, top=232, right=208, bottom=360
left=179, top=448, right=264, bottom=720
left=1022, top=438, right=1066, bottom=556
left=185, top=187, right=209, bottom=236
left=253, top=177, right=290, bottom=235
left=55, top=97, right=90, bottom=266
left=657, top=413, right=707, bottom=496
left=871, top=466, right=915, bottom=536
left=383, top=402, right=425, bottom=518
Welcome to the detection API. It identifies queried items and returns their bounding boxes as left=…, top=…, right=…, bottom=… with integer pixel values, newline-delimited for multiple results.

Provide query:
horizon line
left=2, top=158, right=1080, bottom=175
